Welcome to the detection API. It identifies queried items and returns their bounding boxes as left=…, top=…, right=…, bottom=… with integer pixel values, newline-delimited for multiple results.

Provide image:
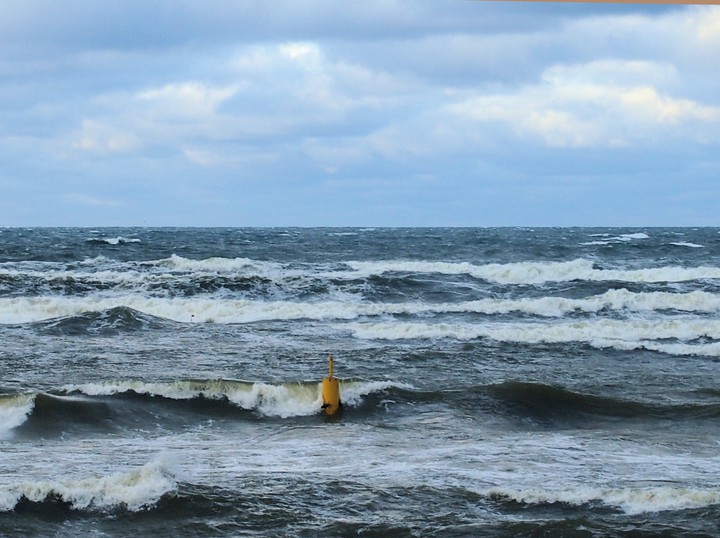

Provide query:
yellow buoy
left=321, top=354, right=341, bottom=415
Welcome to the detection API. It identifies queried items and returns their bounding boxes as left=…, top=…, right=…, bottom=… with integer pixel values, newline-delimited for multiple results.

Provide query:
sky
left=1, top=0, right=719, bottom=227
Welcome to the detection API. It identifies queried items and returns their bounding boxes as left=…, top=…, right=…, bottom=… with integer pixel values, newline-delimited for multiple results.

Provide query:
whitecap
left=63, top=379, right=409, bottom=418
left=5, top=289, right=720, bottom=326
left=343, top=318, right=720, bottom=356
left=87, top=236, right=141, bottom=245
left=345, top=258, right=720, bottom=285
left=581, top=232, right=649, bottom=246
left=618, top=232, right=649, bottom=241
left=670, top=242, right=704, bottom=248
left=0, top=393, right=35, bottom=438
left=489, top=484, right=720, bottom=515
left=0, top=459, right=176, bottom=512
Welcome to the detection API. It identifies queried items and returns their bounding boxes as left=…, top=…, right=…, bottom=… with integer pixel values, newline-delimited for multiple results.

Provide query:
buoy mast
left=321, top=354, right=341, bottom=415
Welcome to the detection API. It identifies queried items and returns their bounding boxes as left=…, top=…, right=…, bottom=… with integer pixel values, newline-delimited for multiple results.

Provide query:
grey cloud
left=0, top=1, right=717, bottom=226
left=0, top=0, right=678, bottom=52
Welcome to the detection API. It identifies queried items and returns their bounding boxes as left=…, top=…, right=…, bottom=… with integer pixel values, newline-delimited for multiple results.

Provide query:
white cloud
left=73, top=119, right=140, bottom=154
left=280, top=42, right=319, bottom=62
left=182, top=147, right=222, bottom=166
left=137, top=82, right=239, bottom=119
left=227, top=42, right=398, bottom=115
left=448, top=59, right=720, bottom=148
left=542, top=60, right=677, bottom=88
left=618, top=86, right=720, bottom=124
left=182, top=145, right=278, bottom=167
left=697, top=8, right=720, bottom=41
left=63, top=41, right=420, bottom=168
left=53, top=7, right=720, bottom=176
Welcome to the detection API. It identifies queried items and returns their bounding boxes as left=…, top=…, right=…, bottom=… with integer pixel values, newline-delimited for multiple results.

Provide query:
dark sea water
left=2, top=227, right=720, bottom=537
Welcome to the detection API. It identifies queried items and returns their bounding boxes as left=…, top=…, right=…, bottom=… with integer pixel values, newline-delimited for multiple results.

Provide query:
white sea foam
left=3, top=289, right=720, bottom=325
left=0, top=459, right=176, bottom=512
left=224, top=382, right=322, bottom=417
left=339, top=380, right=411, bottom=406
left=344, top=318, right=720, bottom=356
left=490, top=485, right=720, bottom=515
left=0, top=266, right=148, bottom=287
left=0, top=394, right=34, bottom=438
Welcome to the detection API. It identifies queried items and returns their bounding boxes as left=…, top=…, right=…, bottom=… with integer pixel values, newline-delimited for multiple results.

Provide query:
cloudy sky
left=1, top=1, right=719, bottom=227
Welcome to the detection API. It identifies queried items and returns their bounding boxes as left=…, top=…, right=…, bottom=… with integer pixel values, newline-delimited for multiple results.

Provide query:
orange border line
left=472, top=0, right=719, bottom=4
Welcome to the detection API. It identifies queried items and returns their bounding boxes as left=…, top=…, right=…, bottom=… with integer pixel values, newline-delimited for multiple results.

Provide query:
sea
left=2, top=227, right=720, bottom=537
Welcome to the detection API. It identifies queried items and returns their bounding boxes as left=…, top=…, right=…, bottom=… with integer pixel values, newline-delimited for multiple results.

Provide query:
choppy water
left=2, top=227, right=720, bottom=536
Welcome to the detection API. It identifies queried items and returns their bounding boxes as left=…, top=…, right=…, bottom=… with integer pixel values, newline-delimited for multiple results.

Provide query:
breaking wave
left=345, top=258, right=720, bottom=284
left=0, top=393, right=35, bottom=438
left=65, top=379, right=404, bottom=419
left=0, top=380, right=408, bottom=443
left=344, top=318, right=720, bottom=356
left=3, top=288, right=720, bottom=325
left=5, top=380, right=717, bottom=440
left=86, top=237, right=141, bottom=246
left=3, top=256, right=720, bottom=294
left=0, top=459, right=176, bottom=512
left=488, top=484, right=720, bottom=515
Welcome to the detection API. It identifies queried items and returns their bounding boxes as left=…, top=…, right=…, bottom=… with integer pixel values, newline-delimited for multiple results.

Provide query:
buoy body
left=321, top=355, right=341, bottom=415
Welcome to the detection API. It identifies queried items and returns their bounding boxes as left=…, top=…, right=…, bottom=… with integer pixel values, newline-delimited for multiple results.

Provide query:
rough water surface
left=2, top=227, right=720, bottom=536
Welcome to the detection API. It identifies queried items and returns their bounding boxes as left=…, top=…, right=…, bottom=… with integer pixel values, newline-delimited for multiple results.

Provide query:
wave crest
left=5, top=288, right=720, bottom=326
left=64, top=379, right=405, bottom=418
left=347, top=258, right=720, bottom=285
left=489, top=484, right=720, bottom=515
left=86, top=237, right=141, bottom=246
left=0, top=393, right=35, bottom=437
left=345, top=319, right=720, bottom=356
left=0, top=459, right=176, bottom=512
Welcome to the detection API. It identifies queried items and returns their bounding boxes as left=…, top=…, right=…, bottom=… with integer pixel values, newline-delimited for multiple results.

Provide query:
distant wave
left=670, top=242, right=704, bottom=248
left=4, top=256, right=720, bottom=290
left=345, top=258, right=720, bottom=284
left=148, top=254, right=281, bottom=274
left=3, top=289, right=720, bottom=325
left=344, top=318, right=720, bottom=356
left=0, top=255, right=286, bottom=287
left=86, top=236, right=141, bottom=245
left=581, top=232, right=650, bottom=246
